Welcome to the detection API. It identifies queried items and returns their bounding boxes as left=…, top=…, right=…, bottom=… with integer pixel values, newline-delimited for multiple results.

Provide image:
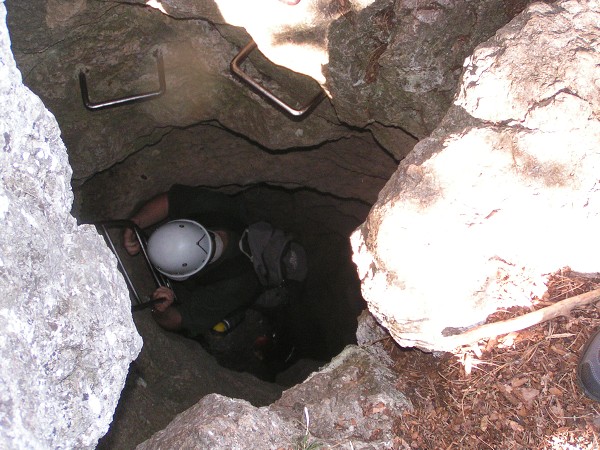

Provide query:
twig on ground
left=444, top=288, right=600, bottom=351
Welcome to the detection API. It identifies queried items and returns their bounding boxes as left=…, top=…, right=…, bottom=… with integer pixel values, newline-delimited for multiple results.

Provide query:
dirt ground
left=384, top=271, right=600, bottom=449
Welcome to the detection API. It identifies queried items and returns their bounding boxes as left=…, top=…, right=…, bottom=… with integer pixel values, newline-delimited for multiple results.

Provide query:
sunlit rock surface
left=352, top=0, right=600, bottom=352
left=0, top=3, right=142, bottom=448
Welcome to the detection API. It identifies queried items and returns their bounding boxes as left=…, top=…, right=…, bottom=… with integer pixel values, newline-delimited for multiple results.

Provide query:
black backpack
left=239, top=222, right=308, bottom=308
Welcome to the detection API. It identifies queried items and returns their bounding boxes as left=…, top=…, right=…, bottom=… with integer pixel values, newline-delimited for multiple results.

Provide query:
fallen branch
left=444, top=287, right=600, bottom=351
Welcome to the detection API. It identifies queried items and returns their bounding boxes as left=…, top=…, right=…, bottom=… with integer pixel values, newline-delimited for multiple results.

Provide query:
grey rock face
left=73, top=124, right=397, bottom=222
left=327, top=0, right=535, bottom=141
left=137, top=346, right=412, bottom=449
left=3, top=0, right=538, bottom=191
left=356, top=309, right=393, bottom=365
left=273, top=345, right=412, bottom=446
left=136, top=394, right=301, bottom=450
left=0, top=3, right=142, bottom=448
left=99, top=311, right=284, bottom=449
left=5, top=0, right=353, bottom=184
left=352, top=0, right=600, bottom=352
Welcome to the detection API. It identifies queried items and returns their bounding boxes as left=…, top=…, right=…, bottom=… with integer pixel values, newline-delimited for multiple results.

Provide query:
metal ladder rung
left=230, top=40, right=325, bottom=118
left=79, top=51, right=166, bottom=111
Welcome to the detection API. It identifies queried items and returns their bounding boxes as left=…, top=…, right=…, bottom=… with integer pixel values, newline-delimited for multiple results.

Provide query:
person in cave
left=122, top=184, right=293, bottom=375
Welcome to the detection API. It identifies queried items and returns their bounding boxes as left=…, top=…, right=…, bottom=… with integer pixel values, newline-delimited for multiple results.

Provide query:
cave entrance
left=82, top=179, right=377, bottom=448
left=80, top=181, right=372, bottom=385
left=4, top=0, right=403, bottom=385
left=67, top=114, right=399, bottom=389
left=3, top=0, right=406, bottom=446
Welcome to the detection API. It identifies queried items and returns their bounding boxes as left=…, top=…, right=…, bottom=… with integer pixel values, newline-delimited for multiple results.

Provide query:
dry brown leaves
left=386, top=271, right=600, bottom=449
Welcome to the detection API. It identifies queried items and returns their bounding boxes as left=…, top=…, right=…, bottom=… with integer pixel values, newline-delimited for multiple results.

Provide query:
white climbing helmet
left=147, top=219, right=214, bottom=281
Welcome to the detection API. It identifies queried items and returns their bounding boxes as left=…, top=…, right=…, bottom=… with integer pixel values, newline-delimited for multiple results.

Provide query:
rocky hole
left=5, top=1, right=407, bottom=445
left=7, top=1, right=596, bottom=448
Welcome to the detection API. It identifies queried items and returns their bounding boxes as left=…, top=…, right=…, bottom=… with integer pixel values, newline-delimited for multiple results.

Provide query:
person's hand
left=123, top=226, right=141, bottom=256
left=152, top=287, right=175, bottom=313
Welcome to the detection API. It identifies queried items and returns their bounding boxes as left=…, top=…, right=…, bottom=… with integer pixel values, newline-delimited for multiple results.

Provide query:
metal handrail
left=79, top=51, right=166, bottom=111
left=230, top=40, right=326, bottom=118
left=94, top=220, right=173, bottom=311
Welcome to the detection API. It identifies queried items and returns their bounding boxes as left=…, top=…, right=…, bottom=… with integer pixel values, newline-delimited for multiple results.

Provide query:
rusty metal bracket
left=230, top=40, right=325, bottom=118
left=79, top=51, right=166, bottom=111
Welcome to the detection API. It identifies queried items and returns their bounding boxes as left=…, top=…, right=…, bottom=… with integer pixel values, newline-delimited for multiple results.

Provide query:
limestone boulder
left=0, top=2, right=142, bottom=448
left=272, top=345, right=412, bottom=445
left=137, top=346, right=412, bottom=449
left=327, top=0, right=536, bottom=144
left=352, top=0, right=600, bottom=352
left=136, top=395, right=301, bottom=450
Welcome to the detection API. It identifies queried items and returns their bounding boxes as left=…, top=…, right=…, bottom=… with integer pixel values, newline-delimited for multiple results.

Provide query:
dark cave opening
left=84, top=181, right=373, bottom=448
left=2, top=3, right=402, bottom=445
left=82, top=182, right=371, bottom=384
left=61, top=112, right=392, bottom=389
